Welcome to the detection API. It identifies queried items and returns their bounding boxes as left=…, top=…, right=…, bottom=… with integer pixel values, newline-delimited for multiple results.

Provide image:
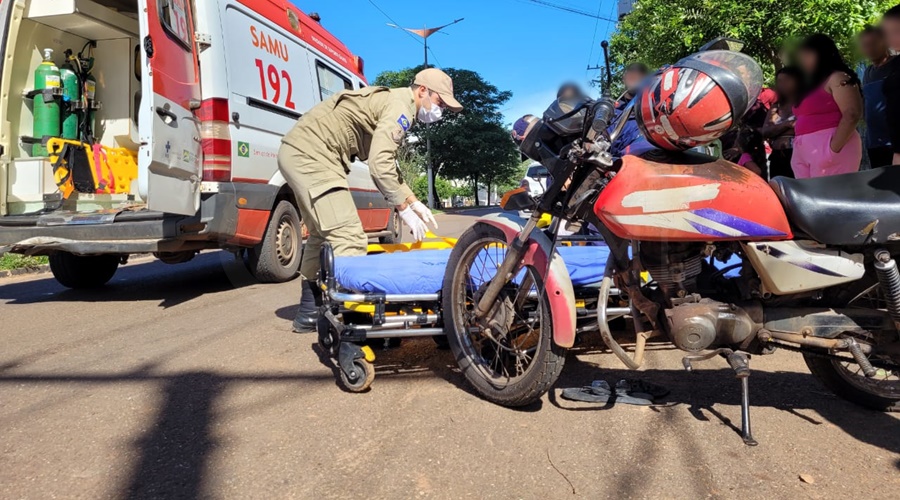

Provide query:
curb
left=0, top=265, right=51, bottom=279
left=0, top=253, right=155, bottom=280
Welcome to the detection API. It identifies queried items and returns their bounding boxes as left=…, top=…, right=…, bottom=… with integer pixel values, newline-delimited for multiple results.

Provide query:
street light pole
left=388, top=18, right=464, bottom=209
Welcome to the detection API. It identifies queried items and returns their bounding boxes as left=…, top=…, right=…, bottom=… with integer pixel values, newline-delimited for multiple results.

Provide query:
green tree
left=610, top=0, right=894, bottom=80
left=373, top=66, right=520, bottom=205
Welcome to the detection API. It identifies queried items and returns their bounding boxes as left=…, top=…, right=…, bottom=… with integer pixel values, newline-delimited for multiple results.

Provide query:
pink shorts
left=791, top=127, right=862, bottom=178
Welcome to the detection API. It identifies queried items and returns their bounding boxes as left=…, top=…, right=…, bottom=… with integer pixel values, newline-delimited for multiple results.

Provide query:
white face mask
left=417, top=92, right=444, bottom=124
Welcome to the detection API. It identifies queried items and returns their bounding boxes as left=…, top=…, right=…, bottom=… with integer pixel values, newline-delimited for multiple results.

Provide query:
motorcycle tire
left=442, top=222, right=566, bottom=407
left=803, top=352, right=900, bottom=412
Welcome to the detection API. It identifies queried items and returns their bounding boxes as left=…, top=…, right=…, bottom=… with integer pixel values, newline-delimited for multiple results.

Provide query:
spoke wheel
left=442, top=222, right=566, bottom=407
left=804, top=286, right=900, bottom=411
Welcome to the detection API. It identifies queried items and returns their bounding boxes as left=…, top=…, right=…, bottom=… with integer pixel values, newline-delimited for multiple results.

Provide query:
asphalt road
left=1, top=207, right=899, bottom=499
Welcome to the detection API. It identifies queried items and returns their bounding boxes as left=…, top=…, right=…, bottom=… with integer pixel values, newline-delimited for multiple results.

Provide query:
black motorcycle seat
left=769, top=167, right=900, bottom=246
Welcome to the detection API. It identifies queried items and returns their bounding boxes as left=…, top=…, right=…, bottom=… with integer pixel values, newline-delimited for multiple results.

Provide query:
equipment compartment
left=1, top=0, right=141, bottom=215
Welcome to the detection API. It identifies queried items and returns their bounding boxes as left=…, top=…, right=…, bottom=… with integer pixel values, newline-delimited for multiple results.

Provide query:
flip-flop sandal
left=561, top=380, right=654, bottom=406
left=621, top=379, right=671, bottom=399
left=561, top=380, right=612, bottom=403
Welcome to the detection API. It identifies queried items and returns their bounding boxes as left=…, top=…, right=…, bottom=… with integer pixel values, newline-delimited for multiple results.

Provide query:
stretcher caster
left=340, top=358, right=375, bottom=392
left=317, top=314, right=335, bottom=351
left=336, top=342, right=376, bottom=392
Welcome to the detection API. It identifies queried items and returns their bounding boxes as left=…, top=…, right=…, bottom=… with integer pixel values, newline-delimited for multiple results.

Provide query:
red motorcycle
left=442, top=41, right=900, bottom=445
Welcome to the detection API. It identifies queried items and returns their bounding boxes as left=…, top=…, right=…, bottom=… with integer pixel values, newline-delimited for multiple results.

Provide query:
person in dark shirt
left=859, top=25, right=895, bottom=167
left=881, top=5, right=900, bottom=166
left=762, top=66, right=803, bottom=178
left=610, top=63, right=650, bottom=158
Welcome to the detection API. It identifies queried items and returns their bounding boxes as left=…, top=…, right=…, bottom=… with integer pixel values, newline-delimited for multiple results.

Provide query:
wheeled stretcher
left=315, top=236, right=631, bottom=392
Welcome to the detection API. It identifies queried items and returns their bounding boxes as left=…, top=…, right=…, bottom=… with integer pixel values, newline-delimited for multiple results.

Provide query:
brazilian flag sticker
left=238, top=142, right=250, bottom=158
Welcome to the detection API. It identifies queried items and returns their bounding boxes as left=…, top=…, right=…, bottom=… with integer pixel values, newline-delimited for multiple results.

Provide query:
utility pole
left=388, top=18, right=464, bottom=209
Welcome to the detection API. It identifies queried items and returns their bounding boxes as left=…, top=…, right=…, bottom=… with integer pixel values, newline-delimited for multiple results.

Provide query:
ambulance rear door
left=137, top=0, right=202, bottom=216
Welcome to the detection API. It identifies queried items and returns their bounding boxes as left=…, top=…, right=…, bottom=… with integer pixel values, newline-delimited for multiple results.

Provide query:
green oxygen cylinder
left=82, top=61, right=97, bottom=142
left=59, top=50, right=80, bottom=140
left=33, top=48, right=61, bottom=156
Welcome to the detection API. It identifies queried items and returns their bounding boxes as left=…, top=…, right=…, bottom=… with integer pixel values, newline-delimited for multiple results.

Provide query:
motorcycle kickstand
left=683, top=349, right=758, bottom=446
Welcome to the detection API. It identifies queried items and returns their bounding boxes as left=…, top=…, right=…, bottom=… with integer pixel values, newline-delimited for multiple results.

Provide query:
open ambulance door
left=137, top=0, right=202, bottom=216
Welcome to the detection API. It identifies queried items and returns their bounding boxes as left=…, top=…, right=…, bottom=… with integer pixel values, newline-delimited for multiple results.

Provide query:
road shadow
left=125, top=372, right=224, bottom=499
left=307, top=335, right=545, bottom=412
left=0, top=368, right=337, bottom=499
left=0, top=252, right=271, bottom=308
left=550, top=350, right=900, bottom=465
left=274, top=304, right=299, bottom=322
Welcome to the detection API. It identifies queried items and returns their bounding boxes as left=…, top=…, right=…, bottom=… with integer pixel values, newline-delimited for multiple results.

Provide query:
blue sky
left=292, top=0, right=620, bottom=124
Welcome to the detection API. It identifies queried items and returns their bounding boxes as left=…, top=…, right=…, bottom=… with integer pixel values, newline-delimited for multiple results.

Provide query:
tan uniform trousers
left=277, top=143, right=367, bottom=280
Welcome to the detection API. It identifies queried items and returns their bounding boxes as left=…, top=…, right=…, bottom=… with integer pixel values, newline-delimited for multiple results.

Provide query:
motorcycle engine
left=640, top=242, right=704, bottom=297
left=641, top=242, right=761, bottom=352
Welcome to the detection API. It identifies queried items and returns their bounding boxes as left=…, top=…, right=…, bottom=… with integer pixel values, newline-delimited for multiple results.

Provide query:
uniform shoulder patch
left=397, top=114, right=411, bottom=131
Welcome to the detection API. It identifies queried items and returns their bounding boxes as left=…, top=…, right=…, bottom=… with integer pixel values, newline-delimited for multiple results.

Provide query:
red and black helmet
left=636, top=51, right=763, bottom=151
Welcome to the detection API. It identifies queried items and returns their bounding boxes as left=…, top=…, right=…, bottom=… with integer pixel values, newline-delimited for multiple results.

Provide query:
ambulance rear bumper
left=0, top=211, right=193, bottom=255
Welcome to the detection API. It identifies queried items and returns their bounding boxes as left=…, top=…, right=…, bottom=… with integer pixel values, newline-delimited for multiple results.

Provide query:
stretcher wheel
left=340, top=359, right=375, bottom=393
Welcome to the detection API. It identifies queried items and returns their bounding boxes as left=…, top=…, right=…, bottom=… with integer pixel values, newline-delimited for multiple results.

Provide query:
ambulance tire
left=249, top=200, right=302, bottom=283
left=49, top=252, right=119, bottom=289
left=379, top=209, right=403, bottom=244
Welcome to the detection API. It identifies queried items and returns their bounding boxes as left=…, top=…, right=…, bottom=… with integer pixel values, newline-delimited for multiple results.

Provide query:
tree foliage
left=610, top=0, right=895, bottom=80
left=373, top=66, right=520, bottom=204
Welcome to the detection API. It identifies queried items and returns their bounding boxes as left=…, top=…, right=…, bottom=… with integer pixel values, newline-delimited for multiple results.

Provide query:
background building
left=618, top=0, right=635, bottom=19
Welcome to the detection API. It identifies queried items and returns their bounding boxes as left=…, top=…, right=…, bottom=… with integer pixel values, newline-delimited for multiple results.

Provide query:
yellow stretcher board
left=48, top=138, right=138, bottom=197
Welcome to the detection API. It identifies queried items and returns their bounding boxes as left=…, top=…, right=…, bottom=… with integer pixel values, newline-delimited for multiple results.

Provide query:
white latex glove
left=398, top=206, right=428, bottom=242
left=410, top=200, right=439, bottom=231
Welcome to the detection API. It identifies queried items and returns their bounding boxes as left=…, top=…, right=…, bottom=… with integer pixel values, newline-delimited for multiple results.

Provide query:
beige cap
left=414, top=68, right=463, bottom=112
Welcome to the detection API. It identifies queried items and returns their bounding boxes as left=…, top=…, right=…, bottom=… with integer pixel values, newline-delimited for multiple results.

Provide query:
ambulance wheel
left=49, top=252, right=119, bottom=289
left=379, top=209, right=403, bottom=244
left=249, top=200, right=302, bottom=283
left=340, top=359, right=375, bottom=393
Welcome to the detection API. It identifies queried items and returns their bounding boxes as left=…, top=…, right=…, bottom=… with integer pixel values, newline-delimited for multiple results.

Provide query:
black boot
left=292, top=280, right=321, bottom=333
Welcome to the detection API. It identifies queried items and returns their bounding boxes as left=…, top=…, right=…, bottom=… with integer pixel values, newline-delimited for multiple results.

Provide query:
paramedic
left=278, top=68, right=463, bottom=333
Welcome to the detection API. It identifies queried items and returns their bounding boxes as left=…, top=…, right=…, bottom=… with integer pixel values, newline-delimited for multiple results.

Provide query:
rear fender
left=476, top=215, right=577, bottom=348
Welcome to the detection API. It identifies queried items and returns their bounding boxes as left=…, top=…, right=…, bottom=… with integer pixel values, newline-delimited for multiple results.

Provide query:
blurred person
left=736, top=126, right=767, bottom=178
left=617, top=63, right=649, bottom=108
left=791, top=34, right=863, bottom=178
left=761, top=66, right=804, bottom=178
left=611, top=63, right=650, bottom=158
left=881, top=4, right=900, bottom=166
left=859, top=25, right=895, bottom=167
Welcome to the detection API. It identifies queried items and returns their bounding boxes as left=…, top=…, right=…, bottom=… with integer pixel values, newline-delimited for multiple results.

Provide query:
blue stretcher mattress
left=335, top=245, right=611, bottom=295
left=335, top=245, right=746, bottom=295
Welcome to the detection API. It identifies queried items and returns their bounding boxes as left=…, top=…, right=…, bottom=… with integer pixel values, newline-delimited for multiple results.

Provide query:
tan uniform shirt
left=281, top=86, right=417, bottom=206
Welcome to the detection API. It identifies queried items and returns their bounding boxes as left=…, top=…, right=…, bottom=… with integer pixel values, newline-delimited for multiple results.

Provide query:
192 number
left=255, top=59, right=296, bottom=110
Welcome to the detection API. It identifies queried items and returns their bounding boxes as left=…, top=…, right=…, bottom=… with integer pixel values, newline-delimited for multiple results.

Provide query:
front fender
left=476, top=215, right=577, bottom=348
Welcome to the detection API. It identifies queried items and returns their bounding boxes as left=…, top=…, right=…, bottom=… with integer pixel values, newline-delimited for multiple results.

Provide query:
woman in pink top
left=792, top=34, right=864, bottom=178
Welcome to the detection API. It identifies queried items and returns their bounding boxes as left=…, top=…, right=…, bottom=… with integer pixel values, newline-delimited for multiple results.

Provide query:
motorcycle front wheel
left=442, top=222, right=566, bottom=407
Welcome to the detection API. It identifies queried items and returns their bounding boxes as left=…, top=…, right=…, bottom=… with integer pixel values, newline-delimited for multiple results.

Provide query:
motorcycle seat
left=770, top=167, right=900, bottom=246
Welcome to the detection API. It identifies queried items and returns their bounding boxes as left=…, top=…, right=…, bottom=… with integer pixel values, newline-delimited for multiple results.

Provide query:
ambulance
left=0, top=0, right=400, bottom=288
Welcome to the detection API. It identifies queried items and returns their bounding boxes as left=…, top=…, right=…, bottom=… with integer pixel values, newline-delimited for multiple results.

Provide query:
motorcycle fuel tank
left=595, top=155, right=792, bottom=242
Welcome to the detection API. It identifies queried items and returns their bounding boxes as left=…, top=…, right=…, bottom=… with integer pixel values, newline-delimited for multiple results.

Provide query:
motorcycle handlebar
left=588, top=97, right=617, bottom=142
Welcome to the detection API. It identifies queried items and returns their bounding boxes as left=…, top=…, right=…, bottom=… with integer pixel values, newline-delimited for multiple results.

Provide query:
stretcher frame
left=315, top=236, right=630, bottom=392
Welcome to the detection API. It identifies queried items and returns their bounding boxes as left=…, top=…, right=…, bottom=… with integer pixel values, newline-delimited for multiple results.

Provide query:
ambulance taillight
left=354, top=56, right=365, bottom=77
left=197, top=98, right=232, bottom=182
